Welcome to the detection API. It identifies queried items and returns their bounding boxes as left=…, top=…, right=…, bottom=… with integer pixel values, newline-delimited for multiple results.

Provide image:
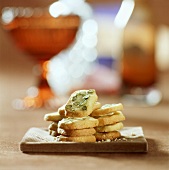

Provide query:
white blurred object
left=122, top=88, right=162, bottom=107
left=156, top=25, right=169, bottom=71
left=49, top=0, right=93, bottom=19
left=48, top=51, right=83, bottom=96
left=49, top=1, right=71, bottom=17
left=114, top=0, right=135, bottom=29
left=47, top=0, right=97, bottom=96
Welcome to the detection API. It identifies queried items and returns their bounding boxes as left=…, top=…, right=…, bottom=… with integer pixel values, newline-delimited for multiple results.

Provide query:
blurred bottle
left=121, top=0, right=157, bottom=94
left=83, top=3, right=122, bottom=95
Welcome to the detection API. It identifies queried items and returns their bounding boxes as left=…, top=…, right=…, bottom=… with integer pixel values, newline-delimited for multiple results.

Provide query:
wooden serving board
left=20, top=127, right=148, bottom=153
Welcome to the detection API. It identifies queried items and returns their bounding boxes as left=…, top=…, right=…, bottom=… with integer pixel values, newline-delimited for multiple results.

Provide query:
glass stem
left=37, top=60, right=54, bottom=101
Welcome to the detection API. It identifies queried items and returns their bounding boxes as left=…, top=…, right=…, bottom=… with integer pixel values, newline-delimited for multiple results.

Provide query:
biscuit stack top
left=63, top=89, right=98, bottom=117
left=44, top=89, right=125, bottom=142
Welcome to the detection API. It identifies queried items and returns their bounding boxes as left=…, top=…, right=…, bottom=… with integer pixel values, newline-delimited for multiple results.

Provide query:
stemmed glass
left=1, top=4, right=80, bottom=109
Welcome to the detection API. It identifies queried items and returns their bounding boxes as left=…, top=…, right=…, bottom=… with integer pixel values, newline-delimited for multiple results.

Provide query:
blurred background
left=0, top=0, right=169, bottom=109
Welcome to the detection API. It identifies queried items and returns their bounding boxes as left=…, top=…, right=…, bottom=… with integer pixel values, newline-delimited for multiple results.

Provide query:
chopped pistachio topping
left=72, top=96, right=77, bottom=101
left=65, top=105, right=72, bottom=110
left=66, top=90, right=94, bottom=112
left=83, top=94, right=89, bottom=100
left=82, top=106, right=87, bottom=110
left=80, top=99, right=87, bottom=106
left=74, top=102, right=79, bottom=106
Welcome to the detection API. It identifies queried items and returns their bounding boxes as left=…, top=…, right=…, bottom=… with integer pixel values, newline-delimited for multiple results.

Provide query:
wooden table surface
left=0, top=66, right=169, bottom=170
left=0, top=27, right=169, bottom=170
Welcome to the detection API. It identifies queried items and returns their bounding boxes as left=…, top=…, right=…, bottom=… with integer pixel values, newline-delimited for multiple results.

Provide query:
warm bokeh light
left=1, top=7, right=14, bottom=24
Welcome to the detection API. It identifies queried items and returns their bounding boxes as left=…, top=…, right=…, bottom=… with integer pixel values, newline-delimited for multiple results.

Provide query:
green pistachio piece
left=71, top=108, right=75, bottom=111
left=83, top=94, right=90, bottom=100
left=79, top=92, right=86, bottom=96
left=65, top=105, right=72, bottom=111
left=80, top=99, right=87, bottom=106
left=74, top=102, right=80, bottom=106
left=76, top=94, right=83, bottom=101
left=72, top=95, right=77, bottom=101
left=82, top=105, right=87, bottom=110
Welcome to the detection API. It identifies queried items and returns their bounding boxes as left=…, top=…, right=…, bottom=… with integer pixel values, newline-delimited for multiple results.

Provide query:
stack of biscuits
left=90, top=103, right=125, bottom=141
left=44, top=89, right=99, bottom=142
left=44, top=89, right=125, bottom=142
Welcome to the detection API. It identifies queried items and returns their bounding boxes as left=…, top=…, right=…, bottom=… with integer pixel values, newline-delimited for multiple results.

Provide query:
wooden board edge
left=19, top=137, right=148, bottom=153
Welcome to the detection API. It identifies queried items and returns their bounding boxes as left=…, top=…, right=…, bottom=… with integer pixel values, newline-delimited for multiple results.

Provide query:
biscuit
left=91, top=103, right=123, bottom=117
left=58, top=104, right=66, bottom=117
left=95, top=131, right=121, bottom=141
left=44, top=112, right=63, bottom=122
left=58, top=127, right=96, bottom=137
left=65, top=89, right=98, bottom=117
left=48, top=122, right=58, bottom=131
left=59, top=101, right=101, bottom=118
left=95, top=122, right=123, bottom=133
left=56, top=135, right=96, bottom=142
left=49, top=130, right=58, bottom=137
left=97, top=111, right=125, bottom=126
left=58, top=116, right=99, bottom=130
left=93, top=102, right=101, bottom=111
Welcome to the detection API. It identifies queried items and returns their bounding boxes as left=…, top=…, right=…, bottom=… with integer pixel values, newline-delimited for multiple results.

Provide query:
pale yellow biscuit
left=97, top=111, right=125, bottom=126
left=58, top=127, right=96, bottom=137
left=58, top=116, right=99, bottom=130
left=93, top=102, right=101, bottom=111
left=95, top=131, right=121, bottom=141
left=58, top=102, right=101, bottom=118
left=95, top=122, right=124, bottom=132
left=48, top=122, right=58, bottom=131
left=58, top=104, right=66, bottom=117
left=56, top=135, right=96, bottom=142
left=44, top=112, right=63, bottom=122
left=65, top=89, right=98, bottom=117
left=91, top=103, right=123, bottom=117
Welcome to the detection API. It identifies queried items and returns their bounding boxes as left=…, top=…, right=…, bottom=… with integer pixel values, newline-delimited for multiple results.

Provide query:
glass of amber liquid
left=120, top=0, right=162, bottom=106
left=1, top=6, right=80, bottom=109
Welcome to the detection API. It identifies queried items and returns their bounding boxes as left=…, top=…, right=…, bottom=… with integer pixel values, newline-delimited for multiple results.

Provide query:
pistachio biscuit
left=95, top=122, right=124, bottom=133
left=95, top=131, right=121, bottom=141
left=91, top=103, right=123, bottom=117
left=44, top=112, right=63, bottom=122
left=58, top=116, right=99, bottom=130
left=56, top=135, right=96, bottom=142
left=65, top=89, right=98, bottom=117
left=93, top=102, right=102, bottom=111
left=97, top=111, right=125, bottom=126
left=58, top=104, right=66, bottom=117
left=57, top=127, right=96, bottom=137
left=58, top=101, right=101, bottom=118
